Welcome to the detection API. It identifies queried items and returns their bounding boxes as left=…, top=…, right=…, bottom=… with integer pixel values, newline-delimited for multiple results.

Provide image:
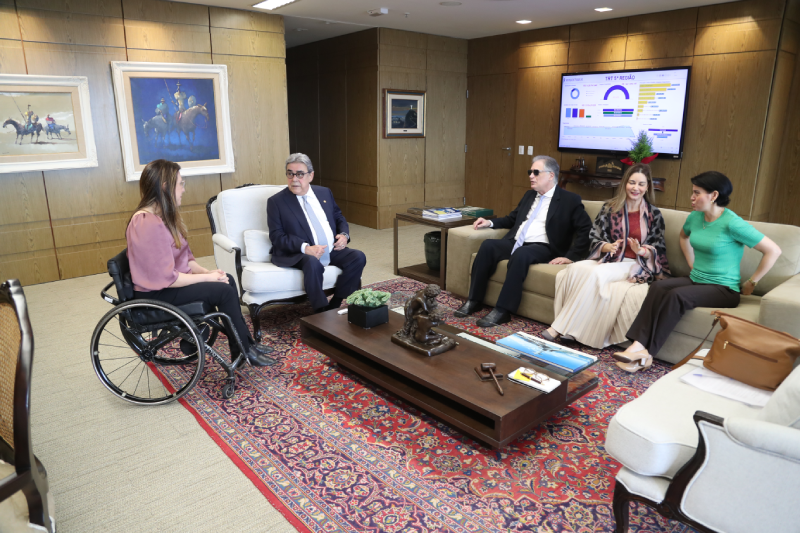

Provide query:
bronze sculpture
left=391, top=284, right=457, bottom=356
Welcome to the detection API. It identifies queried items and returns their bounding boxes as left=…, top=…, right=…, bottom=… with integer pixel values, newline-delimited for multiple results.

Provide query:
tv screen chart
left=558, top=68, right=690, bottom=157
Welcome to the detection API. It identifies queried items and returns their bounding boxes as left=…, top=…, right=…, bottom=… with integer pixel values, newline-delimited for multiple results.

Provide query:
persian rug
left=161, top=278, right=696, bottom=533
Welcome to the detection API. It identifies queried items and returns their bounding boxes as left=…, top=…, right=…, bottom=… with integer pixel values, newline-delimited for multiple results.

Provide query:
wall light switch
left=527, top=146, right=533, bottom=155
left=518, top=145, right=524, bottom=155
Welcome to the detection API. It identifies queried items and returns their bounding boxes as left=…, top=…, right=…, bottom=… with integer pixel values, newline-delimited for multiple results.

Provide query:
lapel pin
left=324, top=200, right=327, bottom=203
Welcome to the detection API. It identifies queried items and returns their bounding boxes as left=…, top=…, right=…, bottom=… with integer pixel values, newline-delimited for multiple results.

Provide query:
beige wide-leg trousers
left=551, top=259, right=649, bottom=349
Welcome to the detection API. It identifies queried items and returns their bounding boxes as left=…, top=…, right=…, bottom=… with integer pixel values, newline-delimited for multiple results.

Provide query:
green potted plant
left=621, top=130, right=659, bottom=165
left=346, top=289, right=391, bottom=328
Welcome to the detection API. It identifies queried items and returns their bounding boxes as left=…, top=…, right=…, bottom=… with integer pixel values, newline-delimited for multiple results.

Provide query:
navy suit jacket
left=267, top=185, right=350, bottom=268
left=491, top=186, right=592, bottom=262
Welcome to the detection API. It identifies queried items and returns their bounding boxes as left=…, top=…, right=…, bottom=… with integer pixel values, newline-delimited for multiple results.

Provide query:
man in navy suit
left=267, top=153, right=367, bottom=313
left=454, top=155, right=592, bottom=327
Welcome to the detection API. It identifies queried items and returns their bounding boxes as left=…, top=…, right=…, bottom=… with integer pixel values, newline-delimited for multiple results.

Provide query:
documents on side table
left=508, top=367, right=561, bottom=393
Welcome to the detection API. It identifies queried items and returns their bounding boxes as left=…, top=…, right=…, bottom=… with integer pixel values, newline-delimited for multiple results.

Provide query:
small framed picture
left=383, top=89, right=425, bottom=138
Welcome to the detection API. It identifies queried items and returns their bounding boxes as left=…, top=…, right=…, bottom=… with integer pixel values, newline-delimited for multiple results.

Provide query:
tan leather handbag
left=675, top=311, right=800, bottom=391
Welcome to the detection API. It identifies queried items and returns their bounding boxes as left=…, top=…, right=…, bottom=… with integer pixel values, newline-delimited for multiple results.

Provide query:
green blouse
left=683, top=209, right=764, bottom=292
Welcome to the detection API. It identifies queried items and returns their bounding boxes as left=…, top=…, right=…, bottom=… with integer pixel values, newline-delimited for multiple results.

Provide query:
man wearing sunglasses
left=454, top=155, right=592, bottom=327
left=267, top=153, right=367, bottom=313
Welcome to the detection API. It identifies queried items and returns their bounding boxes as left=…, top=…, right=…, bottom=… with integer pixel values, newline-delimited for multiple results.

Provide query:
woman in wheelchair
left=126, top=159, right=274, bottom=367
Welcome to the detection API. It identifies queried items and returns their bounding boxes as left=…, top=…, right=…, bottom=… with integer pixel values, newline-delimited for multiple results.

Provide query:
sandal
left=613, top=350, right=653, bottom=372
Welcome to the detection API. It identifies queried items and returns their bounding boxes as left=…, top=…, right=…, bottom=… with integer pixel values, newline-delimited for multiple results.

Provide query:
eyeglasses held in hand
left=286, top=171, right=309, bottom=178
left=528, top=169, right=551, bottom=177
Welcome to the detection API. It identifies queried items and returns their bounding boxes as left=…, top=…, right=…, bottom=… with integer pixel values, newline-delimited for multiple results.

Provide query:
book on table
left=496, top=332, right=596, bottom=373
left=422, top=207, right=462, bottom=220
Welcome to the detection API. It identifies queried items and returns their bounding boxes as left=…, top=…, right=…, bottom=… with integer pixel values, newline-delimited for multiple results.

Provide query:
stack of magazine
left=422, top=207, right=462, bottom=220
left=496, top=332, right=596, bottom=373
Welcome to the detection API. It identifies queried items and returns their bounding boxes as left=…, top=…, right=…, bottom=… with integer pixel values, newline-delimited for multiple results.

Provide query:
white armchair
left=206, top=184, right=341, bottom=340
left=607, top=361, right=800, bottom=532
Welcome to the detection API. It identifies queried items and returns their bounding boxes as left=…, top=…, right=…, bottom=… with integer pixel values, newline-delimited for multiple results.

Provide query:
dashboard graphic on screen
left=558, top=67, right=691, bottom=158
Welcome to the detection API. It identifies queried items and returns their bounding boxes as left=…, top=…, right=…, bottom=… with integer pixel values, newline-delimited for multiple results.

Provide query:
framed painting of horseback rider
left=0, top=74, right=98, bottom=174
left=110, top=61, right=234, bottom=182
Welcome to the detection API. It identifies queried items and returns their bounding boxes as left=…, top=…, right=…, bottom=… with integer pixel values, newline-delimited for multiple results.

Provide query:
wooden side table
left=559, top=170, right=666, bottom=191
left=393, top=212, right=494, bottom=290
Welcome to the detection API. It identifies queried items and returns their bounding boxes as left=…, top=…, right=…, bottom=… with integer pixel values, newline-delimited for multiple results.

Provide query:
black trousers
left=626, top=276, right=740, bottom=356
left=135, top=274, right=253, bottom=352
left=468, top=239, right=556, bottom=314
left=293, top=247, right=367, bottom=310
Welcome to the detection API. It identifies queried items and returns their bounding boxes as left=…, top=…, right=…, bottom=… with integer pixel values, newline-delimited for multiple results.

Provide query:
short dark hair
left=690, top=171, right=732, bottom=207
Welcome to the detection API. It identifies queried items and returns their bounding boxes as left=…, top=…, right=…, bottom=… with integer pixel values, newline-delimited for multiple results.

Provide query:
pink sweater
left=126, top=212, right=195, bottom=292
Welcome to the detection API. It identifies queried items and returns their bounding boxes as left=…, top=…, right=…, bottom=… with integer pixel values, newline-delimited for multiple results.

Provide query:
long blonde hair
left=133, top=159, right=187, bottom=248
left=608, top=163, right=654, bottom=213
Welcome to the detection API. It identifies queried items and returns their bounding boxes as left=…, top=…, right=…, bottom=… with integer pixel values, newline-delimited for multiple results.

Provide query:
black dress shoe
left=453, top=300, right=481, bottom=318
left=476, top=308, right=511, bottom=328
left=245, top=345, right=277, bottom=367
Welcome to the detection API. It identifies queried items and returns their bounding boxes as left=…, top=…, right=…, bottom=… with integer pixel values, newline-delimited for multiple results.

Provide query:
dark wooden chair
left=0, top=279, right=53, bottom=532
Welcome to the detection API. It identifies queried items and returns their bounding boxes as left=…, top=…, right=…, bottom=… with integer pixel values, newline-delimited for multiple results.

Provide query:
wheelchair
left=90, top=250, right=249, bottom=404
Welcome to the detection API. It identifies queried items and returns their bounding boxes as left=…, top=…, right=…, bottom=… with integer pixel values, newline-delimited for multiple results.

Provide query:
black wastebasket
left=424, top=231, right=441, bottom=271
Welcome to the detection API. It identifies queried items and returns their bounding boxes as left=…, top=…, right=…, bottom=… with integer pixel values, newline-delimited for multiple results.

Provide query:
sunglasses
left=527, top=169, right=551, bottom=177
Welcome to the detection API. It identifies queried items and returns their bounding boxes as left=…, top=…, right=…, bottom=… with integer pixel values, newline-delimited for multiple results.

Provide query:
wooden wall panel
left=18, top=8, right=125, bottom=47
left=0, top=5, right=20, bottom=40
left=210, top=27, right=285, bottom=58
left=121, top=0, right=209, bottom=26
left=379, top=44, right=426, bottom=70
left=694, top=20, right=782, bottom=55
left=124, top=20, right=211, bottom=53
left=426, top=49, right=467, bottom=73
left=468, top=33, right=519, bottom=76
left=678, top=51, right=776, bottom=215
left=570, top=19, right=629, bottom=41
left=0, top=39, right=27, bottom=73
left=568, top=37, right=627, bottom=64
left=427, top=35, right=467, bottom=55
left=519, top=43, right=569, bottom=68
left=16, top=0, right=121, bottom=17
left=318, top=70, right=347, bottom=188
left=627, top=8, right=698, bottom=34
left=380, top=28, right=426, bottom=49
left=425, top=71, right=466, bottom=206
left=125, top=49, right=211, bottom=63
left=519, top=26, right=569, bottom=47
left=625, top=29, right=696, bottom=60
left=216, top=54, right=289, bottom=189
left=209, top=6, right=282, bottom=33
left=697, top=0, right=785, bottom=26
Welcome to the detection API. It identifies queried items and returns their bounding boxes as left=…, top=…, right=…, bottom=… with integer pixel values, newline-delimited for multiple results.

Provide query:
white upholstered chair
left=206, top=184, right=341, bottom=340
left=606, top=360, right=800, bottom=532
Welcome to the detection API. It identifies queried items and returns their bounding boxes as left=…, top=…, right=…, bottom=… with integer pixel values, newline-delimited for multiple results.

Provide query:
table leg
left=440, top=228, right=447, bottom=290
left=394, top=216, right=399, bottom=276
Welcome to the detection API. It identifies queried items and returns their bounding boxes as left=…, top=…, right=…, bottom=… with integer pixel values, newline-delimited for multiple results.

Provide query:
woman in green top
left=612, top=171, right=782, bottom=372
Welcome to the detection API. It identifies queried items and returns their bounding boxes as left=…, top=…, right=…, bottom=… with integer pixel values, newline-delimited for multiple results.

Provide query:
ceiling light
left=595, top=7, right=613, bottom=12
left=253, top=0, right=295, bottom=10
left=516, top=20, right=532, bottom=24
left=439, top=1, right=462, bottom=5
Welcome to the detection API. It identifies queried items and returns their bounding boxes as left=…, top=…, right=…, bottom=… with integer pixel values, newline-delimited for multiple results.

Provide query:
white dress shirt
left=490, top=186, right=555, bottom=244
left=296, top=188, right=335, bottom=254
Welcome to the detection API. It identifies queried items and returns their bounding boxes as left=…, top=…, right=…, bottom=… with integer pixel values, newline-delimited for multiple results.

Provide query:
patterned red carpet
left=164, top=278, right=695, bottom=533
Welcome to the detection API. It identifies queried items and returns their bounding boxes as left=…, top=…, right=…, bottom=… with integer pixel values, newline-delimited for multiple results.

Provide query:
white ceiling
left=177, top=0, right=734, bottom=48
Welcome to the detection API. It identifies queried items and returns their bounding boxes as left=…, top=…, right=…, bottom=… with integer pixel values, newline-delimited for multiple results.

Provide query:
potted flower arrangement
left=346, top=289, right=391, bottom=328
left=621, top=130, right=659, bottom=165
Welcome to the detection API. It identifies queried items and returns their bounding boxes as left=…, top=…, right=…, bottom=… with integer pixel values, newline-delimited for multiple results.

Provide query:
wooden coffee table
left=299, top=310, right=599, bottom=448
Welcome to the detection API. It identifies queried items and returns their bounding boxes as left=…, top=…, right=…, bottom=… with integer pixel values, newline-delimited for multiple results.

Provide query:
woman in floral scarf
left=542, top=163, right=670, bottom=364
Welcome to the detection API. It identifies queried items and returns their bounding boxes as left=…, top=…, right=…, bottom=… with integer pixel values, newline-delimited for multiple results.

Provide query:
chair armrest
left=675, top=414, right=800, bottom=532
left=759, top=272, right=800, bottom=338
left=445, top=226, right=506, bottom=298
left=212, top=234, right=243, bottom=297
left=212, top=233, right=238, bottom=253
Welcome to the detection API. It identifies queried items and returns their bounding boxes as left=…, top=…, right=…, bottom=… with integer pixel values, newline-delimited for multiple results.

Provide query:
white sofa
left=606, top=360, right=800, bottom=532
left=206, top=184, right=341, bottom=340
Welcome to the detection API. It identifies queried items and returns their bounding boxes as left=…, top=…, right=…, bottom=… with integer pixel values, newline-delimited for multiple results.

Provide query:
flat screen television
left=558, top=67, right=691, bottom=159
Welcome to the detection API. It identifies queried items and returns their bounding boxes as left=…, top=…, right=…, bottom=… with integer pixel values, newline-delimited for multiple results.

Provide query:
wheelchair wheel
left=90, top=299, right=205, bottom=405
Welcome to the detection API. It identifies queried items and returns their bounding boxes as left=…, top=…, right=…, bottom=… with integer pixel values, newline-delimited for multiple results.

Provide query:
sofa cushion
left=605, top=361, right=761, bottom=478
left=240, top=260, right=341, bottom=295
left=469, top=254, right=569, bottom=298
left=244, top=230, right=272, bottom=262
left=213, top=185, right=286, bottom=251
left=757, top=364, right=800, bottom=429
left=672, top=295, right=761, bottom=339
left=744, top=220, right=800, bottom=295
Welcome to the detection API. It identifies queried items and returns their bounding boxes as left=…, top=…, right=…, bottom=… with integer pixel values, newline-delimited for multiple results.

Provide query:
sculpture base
left=391, top=332, right=457, bottom=357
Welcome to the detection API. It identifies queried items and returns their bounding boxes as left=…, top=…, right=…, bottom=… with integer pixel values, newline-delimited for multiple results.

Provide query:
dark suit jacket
left=267, top=185, right=350, bottom=268
left=492, top=186, right=592, bottom=262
